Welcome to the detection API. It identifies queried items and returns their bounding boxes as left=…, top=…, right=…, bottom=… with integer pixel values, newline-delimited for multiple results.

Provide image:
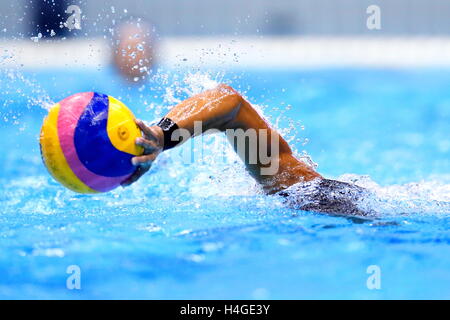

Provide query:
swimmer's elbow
left=214, top=83, right=245, bottom=118
left=217, top=83, right=238, bottom=94
left=217, top=83, right=243, bottom=103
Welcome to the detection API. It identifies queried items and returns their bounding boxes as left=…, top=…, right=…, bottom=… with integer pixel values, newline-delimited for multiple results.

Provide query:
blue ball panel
left=74, top=92, right=135, bottom=177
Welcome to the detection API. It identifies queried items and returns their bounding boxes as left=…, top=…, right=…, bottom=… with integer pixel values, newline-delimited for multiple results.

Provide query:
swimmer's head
left=112, top=18, right=156, bottom=83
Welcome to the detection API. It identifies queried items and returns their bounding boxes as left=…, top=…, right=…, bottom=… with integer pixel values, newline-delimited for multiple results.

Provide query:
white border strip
left=0, top=38, right=110, bottom=69
left=2, top=36, right=450, bottom=69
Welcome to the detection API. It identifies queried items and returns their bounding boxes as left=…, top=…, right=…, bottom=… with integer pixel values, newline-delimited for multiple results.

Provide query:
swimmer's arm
left=123, top=84, right=321, bottom=192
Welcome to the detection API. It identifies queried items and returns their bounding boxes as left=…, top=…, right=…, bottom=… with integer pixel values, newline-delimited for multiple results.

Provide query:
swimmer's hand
left=121, top=119, right=164, bottom=187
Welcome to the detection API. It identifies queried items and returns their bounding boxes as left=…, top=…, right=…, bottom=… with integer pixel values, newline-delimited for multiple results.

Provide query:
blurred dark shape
left=264, top=12, right=298, bottom=35
left=112, top=18, right=156, bottom=83
left=29, top=0, right=82, bottom=38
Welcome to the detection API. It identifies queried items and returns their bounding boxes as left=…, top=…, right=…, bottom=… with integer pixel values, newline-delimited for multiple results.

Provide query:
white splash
left=339, top=174, right=450, bottom=215
left=1, top=68, right=54, bottom=111
left=162, top=71, right=224, bottom=105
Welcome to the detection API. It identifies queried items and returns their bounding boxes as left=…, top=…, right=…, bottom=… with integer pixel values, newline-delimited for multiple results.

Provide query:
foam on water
left=338, top=174, right=450, bottom=216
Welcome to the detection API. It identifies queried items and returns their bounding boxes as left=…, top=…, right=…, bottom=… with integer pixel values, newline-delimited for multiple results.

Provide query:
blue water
left=0, top=67, right=449, bottom=299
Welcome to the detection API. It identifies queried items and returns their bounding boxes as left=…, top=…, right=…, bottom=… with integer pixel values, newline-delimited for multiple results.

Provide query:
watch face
left=158, top=118, right=175, bottom=131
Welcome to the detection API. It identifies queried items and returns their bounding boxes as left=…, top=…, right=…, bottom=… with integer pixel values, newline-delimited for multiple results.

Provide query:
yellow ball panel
left=107, top=96, right=144, bottom=156
left=40, top=103, right=98, bottom=194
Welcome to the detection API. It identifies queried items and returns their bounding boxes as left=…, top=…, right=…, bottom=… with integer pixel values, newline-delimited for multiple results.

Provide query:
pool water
left=0, top=67, right=449, bottom=299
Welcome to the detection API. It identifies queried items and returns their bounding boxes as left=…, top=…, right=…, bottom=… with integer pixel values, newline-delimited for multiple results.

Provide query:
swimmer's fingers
left=135, top=119, right=159, bottom=143
left=121, top=165, right=150, bottom=187
left=132, top=153, right=158, bottom=166
left=136, top=137, right=159, bottom=153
